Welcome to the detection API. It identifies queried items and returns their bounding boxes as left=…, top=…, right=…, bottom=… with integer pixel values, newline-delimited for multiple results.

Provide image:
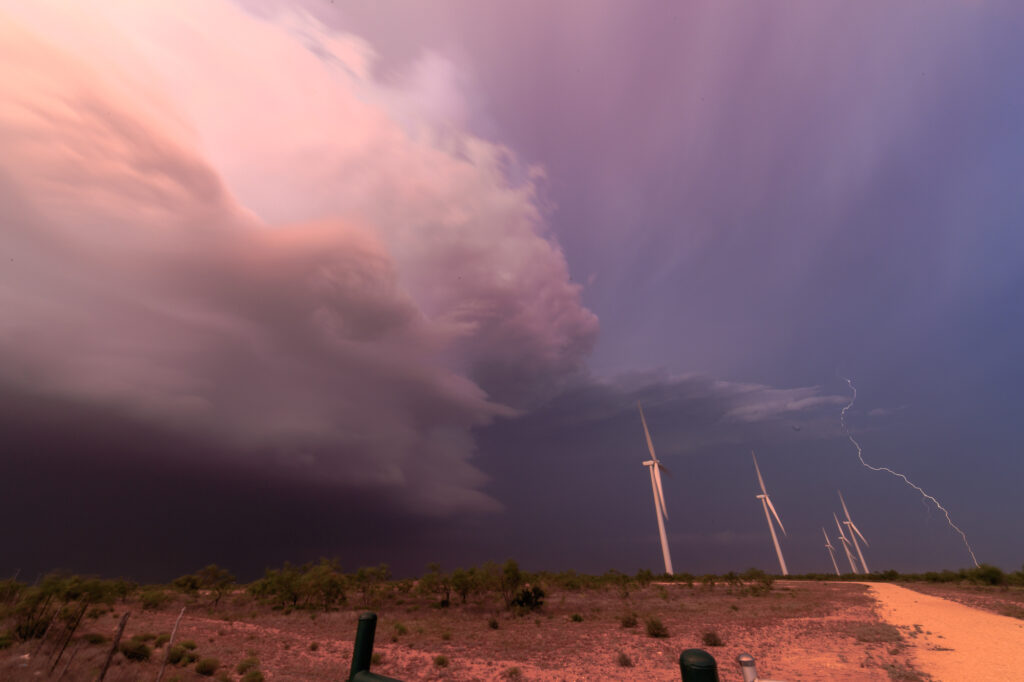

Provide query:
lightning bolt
left=840, top=377, right=979, bottom=568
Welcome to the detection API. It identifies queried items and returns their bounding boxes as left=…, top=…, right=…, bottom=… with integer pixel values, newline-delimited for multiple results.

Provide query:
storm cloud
left=0, top=1, right=597, bottom=514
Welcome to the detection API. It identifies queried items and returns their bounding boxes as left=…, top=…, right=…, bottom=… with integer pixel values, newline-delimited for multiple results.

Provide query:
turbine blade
left=850, top=522, right=869, bottom=547
left=765, top=495, right=786, bottom=536
left=638, top=403, right=659, bottom=462
left=838, top=490, right=852, bottom=521
left=751, top=451, right=767, bottom=495
left=657, top=462, right=671, bottom=477
left=822, top=527, right=833, bottom=548
left=653, top=465, right=668, bottom=520
left=834, top=513, right=848, bottom=540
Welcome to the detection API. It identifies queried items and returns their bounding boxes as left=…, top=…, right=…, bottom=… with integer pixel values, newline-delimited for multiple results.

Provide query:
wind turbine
left=751, top=451, right=788, bottom=576
left=834, top=513, right=859, bottom=573
left=822, top=527, right=840, bottom=576
left=838, top=491, right=869, bottom=574
left=638, top=403, right=673, bottom=575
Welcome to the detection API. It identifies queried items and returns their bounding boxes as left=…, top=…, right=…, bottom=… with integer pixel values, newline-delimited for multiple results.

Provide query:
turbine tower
left=751, top=451, right=788, bottom=576
left=839, top=491, right=870, bottom=574
left=638, top=403, right=673, bottom=575
left=834, top=512, right=859, bottom=574
left=822, top=527, right=840, bottom=576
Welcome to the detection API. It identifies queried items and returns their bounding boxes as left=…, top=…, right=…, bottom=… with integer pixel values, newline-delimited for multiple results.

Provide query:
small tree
left=196, top=565, right=235, bottom=607
left=419, top=564, right=452, bottom=607
left=451, top=568, right=478, bottom=604
left=499, top=560, right=522, bottom=610
left=302, top=559, right=346, bottom=611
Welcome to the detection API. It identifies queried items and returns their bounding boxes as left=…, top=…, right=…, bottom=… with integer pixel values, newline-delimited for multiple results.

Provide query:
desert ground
left=6, top=577, right=994, bottom=681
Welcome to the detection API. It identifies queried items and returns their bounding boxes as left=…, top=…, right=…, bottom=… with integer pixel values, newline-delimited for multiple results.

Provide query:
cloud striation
left=0, top=0, right=597, bottom=514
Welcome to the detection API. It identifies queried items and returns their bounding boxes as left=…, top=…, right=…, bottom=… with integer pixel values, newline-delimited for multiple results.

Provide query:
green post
left=348, top=612, right=403, bottom=682
left=349, top=612, right=378, bottom=680
left=679, top=648, right=720, bottom=682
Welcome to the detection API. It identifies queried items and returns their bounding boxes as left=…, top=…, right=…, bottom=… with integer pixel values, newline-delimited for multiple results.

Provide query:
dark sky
left=1, top=1, right=1022, bottom=582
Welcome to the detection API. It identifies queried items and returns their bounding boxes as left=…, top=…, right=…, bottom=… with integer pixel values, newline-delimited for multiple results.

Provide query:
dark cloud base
left=0, top=386, right=471, bottom=583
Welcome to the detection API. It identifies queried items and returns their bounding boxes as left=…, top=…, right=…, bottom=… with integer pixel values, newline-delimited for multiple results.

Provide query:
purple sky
left=2, top=0, right=1022, bottom=581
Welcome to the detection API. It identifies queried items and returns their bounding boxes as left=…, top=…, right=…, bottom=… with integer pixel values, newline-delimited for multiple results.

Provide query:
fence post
left=679, top=648, right=720, bottom=682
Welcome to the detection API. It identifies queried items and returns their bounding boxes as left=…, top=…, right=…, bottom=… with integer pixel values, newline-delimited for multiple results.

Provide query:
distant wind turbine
left=834, top=513, right=859, bottom=574
left=822, top=527, right=840, bottom=576
left=839, top=491, right=870, bottom=574
left=638, top=403, right=673, bottom=575
left=751, top=451, right=788, bottom=576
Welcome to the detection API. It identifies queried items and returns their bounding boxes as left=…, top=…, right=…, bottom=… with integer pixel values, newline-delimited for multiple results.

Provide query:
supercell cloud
left=0, top=1, right=597, bottom=513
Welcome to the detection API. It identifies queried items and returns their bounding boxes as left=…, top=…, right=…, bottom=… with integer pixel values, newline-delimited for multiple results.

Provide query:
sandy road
left=867, top=583, right=1024, bottom=681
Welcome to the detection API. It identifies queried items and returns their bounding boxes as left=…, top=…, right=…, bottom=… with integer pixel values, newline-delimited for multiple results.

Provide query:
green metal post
left=348, top=612, right=403, bottom=682
left=349, top=612, right=378, bottom=680
left=679, top=648, right=720, bottom=682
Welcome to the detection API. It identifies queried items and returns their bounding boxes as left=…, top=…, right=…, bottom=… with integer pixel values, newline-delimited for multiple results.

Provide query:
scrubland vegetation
left=1, top=561, right=1021, bottom=679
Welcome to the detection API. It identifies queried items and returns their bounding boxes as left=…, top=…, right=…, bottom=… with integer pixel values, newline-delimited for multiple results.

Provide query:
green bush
left=154, top=633, right=171, bottom=647
left=180, top=639, right=198, bottom=650
left=433, top=654, right=449, bottom=667
left=120, top=639, right=152, bottom=661
left=371, top=652, right=384, bottom=665
left=511, top=586, right=545, bottom=612
left=645, top=617, right=669, bottom=638
left=195, top=657, right=220, bottom=676
left=487, top=617, right=499, bottom=630
left=617, top=651, right=633, bottom=667
left=309, top=641, right=319, bottom=651
left=241, top=671, right=265, bottom=682
left=140, top=590, right=169, bottom=611
left=167, top=645, right=187, bottom=664
left=236, top=656, right=259, bottom=674
left=620, top=612, right=638, bottom=628
left=569, top=613, right=583, bottom=622
left=702, top=630, right=723, bottom=646
left=0, top=631, right=13, bottom=650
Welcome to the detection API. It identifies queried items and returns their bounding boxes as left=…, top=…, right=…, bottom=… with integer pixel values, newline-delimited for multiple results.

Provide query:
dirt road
left=868, top=583, right=1024, bottom=681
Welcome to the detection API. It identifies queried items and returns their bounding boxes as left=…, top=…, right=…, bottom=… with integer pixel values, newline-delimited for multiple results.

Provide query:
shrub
left=371, top=652, right=384, bottom=665
left=645, top=617, right=669, bottom=638
left=511, top=586, right=545, bottom=612
left=488, top=617, right=499, bottom=630
left=702, top=630, right=723, bottom=647
left=441, top=631, right=451, bottom=641
left=241, top=671, right=265, bottom=682
left=617, top=651, right=633, bottom=667
left=167, top=644, right=187, bottom=664
left=181, top=639, right=198, bottom=650
left=155, top=633, right=171, bottom=647
left=309, top=641, right=319, bottom=651
left=393, top=622, right=408, bottom=636
left=120, top=639, right=152, bottom=661
left=620, top=612, right=638, bottom=628
left=433, top=654, right=449, bottom=667
left=196, top=657, right=220, bottom=676
left=140, top=590, right=169, bottom=611
left=133, top=632, right=157, bottom=642
left=569, top=613, right=583, bottom=623
left=237, top=656, right=259, bottom=674
left=84, top=632, right=108, bottom=645
left=0, top=631, right=13, bottom=650
left=502, top=667, right=523, bottom=679
left=967, top=564, right=1006, bottom=586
